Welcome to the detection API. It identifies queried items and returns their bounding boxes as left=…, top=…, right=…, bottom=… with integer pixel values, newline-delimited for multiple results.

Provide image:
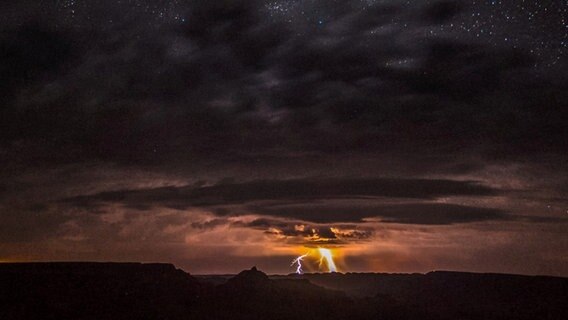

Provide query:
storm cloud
left=63, top=177, right=499, bottom=207
left=1, top=0, right=566, bottom=167
left=1, top=0, right=567, bottom=275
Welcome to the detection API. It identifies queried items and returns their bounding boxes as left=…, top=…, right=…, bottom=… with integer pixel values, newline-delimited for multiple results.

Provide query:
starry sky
left=1, top=0, right=567, bottom=276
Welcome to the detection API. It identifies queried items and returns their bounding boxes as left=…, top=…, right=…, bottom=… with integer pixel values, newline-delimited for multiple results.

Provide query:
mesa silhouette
left=1, top=263, right=566, bottom=320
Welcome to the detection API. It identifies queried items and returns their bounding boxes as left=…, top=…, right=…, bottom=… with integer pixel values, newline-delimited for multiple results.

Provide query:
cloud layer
left=0, top=0, right=567, bottom=275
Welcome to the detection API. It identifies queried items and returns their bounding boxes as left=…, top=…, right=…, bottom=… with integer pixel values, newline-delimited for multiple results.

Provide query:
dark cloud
left=0, top=204, right=69, bottom=243
left=245, top=202, right=510, bottom=224
left=0, top=0, right=566, bottom=168
left=190, top=218, right=231, bottom=230
left=423, top=1, right=463, bottom=24
left=0, top=24, right=77, bottom=136
left=57, top=177, right=523, bottom=226
left=0, top=24, right=74, bottom=87
left=62, top=177, right=499, bottom=209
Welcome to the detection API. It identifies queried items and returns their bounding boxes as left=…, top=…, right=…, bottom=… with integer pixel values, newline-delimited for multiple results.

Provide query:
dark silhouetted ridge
left=272, top=270, right=568, bottom=320
left=1, top=263, right=566, bottom=320
left=0, top=262, right=202, bottom=320
left=226, top=266, right=270, bottom=288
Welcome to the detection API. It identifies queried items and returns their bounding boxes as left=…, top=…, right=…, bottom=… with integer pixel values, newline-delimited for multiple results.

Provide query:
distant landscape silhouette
left=1, top=263, right=567, bottom=320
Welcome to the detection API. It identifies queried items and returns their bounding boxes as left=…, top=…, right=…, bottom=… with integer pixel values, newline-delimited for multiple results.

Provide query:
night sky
left=1, top=0, right=567, bottom=276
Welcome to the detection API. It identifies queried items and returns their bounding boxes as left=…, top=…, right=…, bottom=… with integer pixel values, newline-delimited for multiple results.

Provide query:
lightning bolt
left=318, top=248, right=338, bottom=273
left=291, top=253, right=309, bottom=274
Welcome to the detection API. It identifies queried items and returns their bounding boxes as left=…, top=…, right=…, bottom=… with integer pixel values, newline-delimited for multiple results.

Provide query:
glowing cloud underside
left=318, top=248, right=338, bottom=273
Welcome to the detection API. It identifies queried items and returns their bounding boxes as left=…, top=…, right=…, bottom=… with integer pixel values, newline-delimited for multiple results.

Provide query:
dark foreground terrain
left=1, top=263, right=566, bottom=320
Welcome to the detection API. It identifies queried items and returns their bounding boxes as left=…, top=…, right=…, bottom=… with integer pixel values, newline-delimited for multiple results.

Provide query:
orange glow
left=288, top=247, right=343, bottom=273
left=318, top=248, right=338, bottom=272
